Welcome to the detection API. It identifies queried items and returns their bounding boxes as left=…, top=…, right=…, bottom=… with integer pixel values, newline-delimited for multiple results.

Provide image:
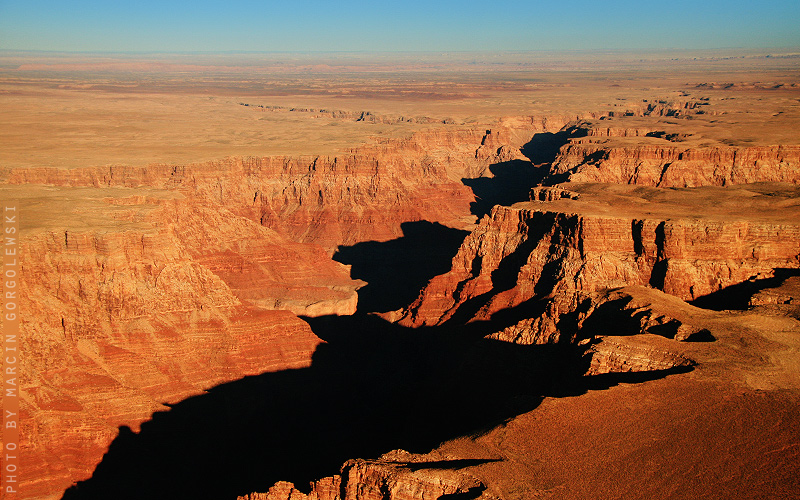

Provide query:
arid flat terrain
left=2, top=50, right=799, bottom=170
left=1, top=50, right=799, bottom=500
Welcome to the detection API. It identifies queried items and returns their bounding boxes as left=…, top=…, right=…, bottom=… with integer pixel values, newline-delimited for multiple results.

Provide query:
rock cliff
left=550, top=142, right=800, bottom=187
left=0, top=124, right=551, bottom=253
left=10, top=186, right=379, bottom=498
left=238, top=451, right=490, bottom=500
left=398, top=184, right=800, bottom=346
left=14, top=194, right=338, bottom=498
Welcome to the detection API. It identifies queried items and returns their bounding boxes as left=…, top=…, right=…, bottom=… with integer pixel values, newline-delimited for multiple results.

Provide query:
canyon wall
left=5, top=121, right=565, bottom=499
left=17, top=214, right=326, bottom=498
left=398, top=203, right=800, bottom=343
left=238, top=452, right=489, bottom=500
left=550, top=142, right=800, bottom=187
left=0, top=124, right=552, bottom=253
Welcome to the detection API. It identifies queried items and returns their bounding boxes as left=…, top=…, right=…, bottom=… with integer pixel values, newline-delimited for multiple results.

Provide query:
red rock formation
left=162, top=200, right=362, bottom=316
left=0, top=124, right=553, bottom=253
left=614, top=98, right=713, bottom=118
left=550, top=142, right=800, bottom=186
left=577, top=286, right=715, bottom=374
left=11, top=114, right=800, bottom=500
left=398, top=203, right=800, bottom=343
left=242, top=476, right=342, bottom=500
left=529, top=186, right=580, bottom=201
left=239, top=452, right=488, bottom=500
left=338, top=458, right=485, bottom=500
left=13, top=198, right=345, bottom=498
left=585, top=126, right=655, bottom=138
left=584, top=336, right=695, bottom=375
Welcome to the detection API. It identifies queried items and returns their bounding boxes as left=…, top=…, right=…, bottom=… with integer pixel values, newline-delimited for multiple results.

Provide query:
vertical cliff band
left=3, top=202, right=19, bottom=498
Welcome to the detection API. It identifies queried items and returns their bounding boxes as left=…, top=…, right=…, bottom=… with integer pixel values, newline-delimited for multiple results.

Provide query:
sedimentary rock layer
left=7, top=113, right=800, bottom=500
left=399, top=188, right=800, bottom=344
left=550, top=142, right=800, bottom=186
left=18, top=220, right=324, bottom=499
left=0, top=124, right=551, bottom=253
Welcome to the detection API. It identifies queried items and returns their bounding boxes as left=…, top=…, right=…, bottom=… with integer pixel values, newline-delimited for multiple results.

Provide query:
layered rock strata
left=8, top=189, right=373, bottom=499
left=7, top=110, right=800, bottom=500
left=0, top=124, right=551, bottom=253
left=577, top=286, right=716, bottom=374
left=4, top=122, right=562, bottom=499
left=162, top=200, right=363, bottom=316
left=17, top=222, right=325, bottom=499
left=398, top=185, right=800, bottom=346
left=550, top=142, right=800, bottom=187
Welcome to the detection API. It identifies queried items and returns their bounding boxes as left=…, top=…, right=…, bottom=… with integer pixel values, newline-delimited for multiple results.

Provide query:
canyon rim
left=0, top=48, right=799, bottom=500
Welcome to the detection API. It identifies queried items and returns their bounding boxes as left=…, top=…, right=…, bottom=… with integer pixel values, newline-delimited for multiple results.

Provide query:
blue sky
left=1, top=0, right=799, bottom=52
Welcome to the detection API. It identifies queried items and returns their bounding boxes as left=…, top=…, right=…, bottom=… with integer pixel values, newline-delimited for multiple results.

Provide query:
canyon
left=1, top=51, right=799, bottom=500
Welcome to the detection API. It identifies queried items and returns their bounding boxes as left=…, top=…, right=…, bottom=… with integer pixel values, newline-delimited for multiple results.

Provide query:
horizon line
left=3, top=47, right=800, bottom=57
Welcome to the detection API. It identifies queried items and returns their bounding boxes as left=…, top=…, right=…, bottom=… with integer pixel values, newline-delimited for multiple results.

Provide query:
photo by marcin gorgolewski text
left=3, top=202, right=20, bottom=498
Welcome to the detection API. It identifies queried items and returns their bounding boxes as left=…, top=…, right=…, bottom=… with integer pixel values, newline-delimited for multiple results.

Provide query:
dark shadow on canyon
left=520, top=127, right=586, bottom=165
left=691, top=268, right=800, bottom=311
left=61, top=302, right=692, bottom=500
left=462, top=128, right=586, bottom=218
left=463, top=159, right=547, bottom=218
left=333, top=221, right=469, bottom=313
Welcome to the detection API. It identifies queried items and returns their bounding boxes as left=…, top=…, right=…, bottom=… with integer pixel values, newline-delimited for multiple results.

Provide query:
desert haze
left=1, top=50, right=799, bottom=500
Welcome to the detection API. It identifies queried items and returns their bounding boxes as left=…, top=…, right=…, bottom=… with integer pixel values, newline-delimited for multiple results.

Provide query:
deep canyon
left=1, top=51, right=799, bottom=500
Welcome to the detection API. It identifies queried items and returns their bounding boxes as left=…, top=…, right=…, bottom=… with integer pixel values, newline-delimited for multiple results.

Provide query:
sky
left=0, top=0, right=799, bottom=53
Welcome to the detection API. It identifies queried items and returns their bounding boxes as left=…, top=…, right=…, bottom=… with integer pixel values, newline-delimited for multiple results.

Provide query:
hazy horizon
left=3, top=47, right=800, bottom=56
left=3, top=47, right=798, bottom=74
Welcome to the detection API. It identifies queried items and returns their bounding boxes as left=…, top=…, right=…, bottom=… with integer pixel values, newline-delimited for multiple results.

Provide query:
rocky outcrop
left=398, top=202, right=800, bottom=343
left=239, top=452, right=489, bottom=500
left=576, top=286, right=715, bottom=374
left=529, top=186, right=580, bottom=201
left=549, top=143, right=800, bottom=187
left=338, top=458, right=486, bottom=500
left=613, top=98, right=713, bottom=118
left=584, top=336, right=695, bottom=375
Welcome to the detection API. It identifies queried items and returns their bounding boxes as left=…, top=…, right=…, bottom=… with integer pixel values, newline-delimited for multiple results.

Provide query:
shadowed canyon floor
left=0, top=50, right=799, bottom=500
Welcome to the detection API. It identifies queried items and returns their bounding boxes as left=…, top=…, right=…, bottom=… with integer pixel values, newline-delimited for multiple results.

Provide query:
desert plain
left=1, top=49, right=799, bottom=500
